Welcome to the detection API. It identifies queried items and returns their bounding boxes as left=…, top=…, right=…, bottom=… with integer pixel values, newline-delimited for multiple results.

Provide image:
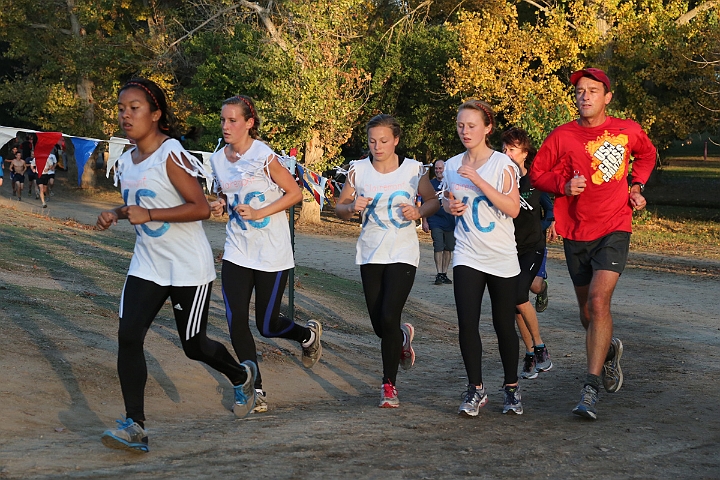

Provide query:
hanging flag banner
left=69, top=137, right=100, bottom=185
left=34, top=132, right=63, bottom=175
left=0, top=127, right=22, bottom=155
left=297, top=164, right=328, bottom=208
left=106, top=137, right=131, bottom=177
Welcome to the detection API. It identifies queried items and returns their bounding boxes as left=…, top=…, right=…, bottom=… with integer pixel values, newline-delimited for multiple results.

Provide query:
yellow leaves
left=446, top=4, right=589, bottom=126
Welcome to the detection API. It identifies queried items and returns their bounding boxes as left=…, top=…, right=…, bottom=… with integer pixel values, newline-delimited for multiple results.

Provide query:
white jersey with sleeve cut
left=43, top=154, right=57, bottom=175
left=210, top=140, right=294, bottom=272
left=352, top=157, right=422, bottom=267
left=442, top=151, right=520, bottom=278
left=118, top=138, right=216, bottom=286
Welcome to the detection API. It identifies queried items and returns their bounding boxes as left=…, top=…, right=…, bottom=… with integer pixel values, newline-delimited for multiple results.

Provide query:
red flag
left=34, top=132, right=63, bottom=175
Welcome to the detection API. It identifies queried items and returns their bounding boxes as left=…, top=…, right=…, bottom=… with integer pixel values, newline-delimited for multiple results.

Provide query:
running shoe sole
left=101, top=432, right=149, bottom=453
left=400, top=323, right=415, bottom=370
left=603, top=337, right=624, bottom=393
left=302, top=320, right=323, bottom=368
left=572, top=404, right=597, bottom=420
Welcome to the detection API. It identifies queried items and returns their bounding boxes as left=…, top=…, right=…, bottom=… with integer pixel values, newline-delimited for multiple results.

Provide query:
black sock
left=585, top=374, right=601, bottom=392
left=136, top=420, right=145, bottom=429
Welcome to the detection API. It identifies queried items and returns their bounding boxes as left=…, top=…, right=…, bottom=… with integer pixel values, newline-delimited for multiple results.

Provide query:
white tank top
left=442, top=151, right=520, bottom=278
left=118, top=138, right=216, bottom=286
left=210, top=140, right=294, bottom=272
left=351, top=157, right=422, bottom=266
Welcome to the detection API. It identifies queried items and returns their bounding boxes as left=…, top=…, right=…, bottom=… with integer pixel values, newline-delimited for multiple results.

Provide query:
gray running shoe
left=434, top=273, right=444, bottom=285
left=233, top=360, right=258, bottom=419
left=379, top=383, right=399, bottom=408
left=458, top=384, right=488, bottom=417
left=520, top=353, right=538, bottom=379
left=400, top=323, right=415, bottom=370
left=534, top=345, right=553, bottom=373
left=502, top=385, right=523, bottom=414
left=252, top=389, right=268, bottom=413
left=101, top=417, right=149, bottom=453
left=535, top=280, right=548, bottom=312
left=603, top=337, right=624, bottom=393
left=572, top=384, right=599, bottom=420
left=302, top=320, right=323, bottom=368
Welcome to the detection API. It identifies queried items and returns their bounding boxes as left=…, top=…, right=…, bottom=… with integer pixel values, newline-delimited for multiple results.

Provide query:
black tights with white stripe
left=118, top=276, right=246, bottom=422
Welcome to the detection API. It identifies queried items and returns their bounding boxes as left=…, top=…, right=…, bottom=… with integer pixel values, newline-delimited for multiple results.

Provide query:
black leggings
left=118, top=276, right=245, bottom=423
left=360, top=263, right=416, bottom=385
left=453, top=265, right=519, bottom=386
left=221, top=261, right=309, bottom=389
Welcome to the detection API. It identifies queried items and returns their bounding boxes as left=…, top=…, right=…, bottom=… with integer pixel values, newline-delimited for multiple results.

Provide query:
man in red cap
left=530, top=68, right=656, bottom=420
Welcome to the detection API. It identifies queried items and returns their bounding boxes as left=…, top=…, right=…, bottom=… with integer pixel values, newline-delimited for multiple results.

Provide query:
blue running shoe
left=233, top=360, right=258, bottom=419
left=101, top=417, right=149, bottom=453
left=572, top=384, right=599, bottom=420
left=502, top=385, right=523, bottom=414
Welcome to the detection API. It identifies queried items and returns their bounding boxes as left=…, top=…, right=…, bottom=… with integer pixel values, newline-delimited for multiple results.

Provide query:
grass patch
left=631, top=209, right=720, bottom=260
left=294, top=265, right=366, bottom=312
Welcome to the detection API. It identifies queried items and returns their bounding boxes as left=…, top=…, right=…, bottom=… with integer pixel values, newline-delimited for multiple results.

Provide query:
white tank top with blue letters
left=118, top=138, right=216, bottom=286
left=442, top=151, right=520, bottom=278
left=210, top=140, right=294, bottom=272
left=352, top=157, right=422, bottom=266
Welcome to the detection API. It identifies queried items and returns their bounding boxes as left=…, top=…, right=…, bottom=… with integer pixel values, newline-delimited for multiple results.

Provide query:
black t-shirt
left=21, top=141, right=33, bottom=159
left=513, top=174, right=545, bottom=254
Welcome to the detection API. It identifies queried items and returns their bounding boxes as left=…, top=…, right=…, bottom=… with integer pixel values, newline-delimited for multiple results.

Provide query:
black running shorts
left=563, top=231, right=630, bottom=286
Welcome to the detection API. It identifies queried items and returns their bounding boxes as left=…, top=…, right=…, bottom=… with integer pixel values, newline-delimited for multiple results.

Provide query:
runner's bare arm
left=234, top=155, right=302, bottom=221
left=125, top=152, right=211, bottom=226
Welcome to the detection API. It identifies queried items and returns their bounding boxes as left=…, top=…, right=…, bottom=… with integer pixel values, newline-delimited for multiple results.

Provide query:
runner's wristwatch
left=631, top=182, right=645, bottom=193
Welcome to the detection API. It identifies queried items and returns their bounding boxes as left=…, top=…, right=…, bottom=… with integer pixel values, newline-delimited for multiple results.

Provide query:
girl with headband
left=97, top=78, right=257, bottom=453
left=335, top=114, right=439, bottom=408
left=441, top=99, right=524, bottom=417
left=209, top=95, right=322, bottom=414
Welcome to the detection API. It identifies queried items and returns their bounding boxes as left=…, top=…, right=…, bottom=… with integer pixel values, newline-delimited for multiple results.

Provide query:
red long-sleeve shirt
left=530, top=117, right=656, bottom=242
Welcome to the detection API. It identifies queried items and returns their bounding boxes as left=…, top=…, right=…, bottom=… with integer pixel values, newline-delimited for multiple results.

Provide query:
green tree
left=182, top=0, right=371, bottom=224
left=353, top=9, right=462, bottom=163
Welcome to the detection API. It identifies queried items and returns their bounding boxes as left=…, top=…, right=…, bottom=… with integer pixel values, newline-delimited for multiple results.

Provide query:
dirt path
left=1, top=179, right=719, bottom=478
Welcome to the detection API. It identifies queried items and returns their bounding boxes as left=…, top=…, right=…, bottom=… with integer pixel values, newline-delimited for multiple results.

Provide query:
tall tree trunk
left=67, top=0, right=97, bottom=188
left=77, top=77, right=95, bottom=126
left=588, top=0, right=613, bottom=62
left=297, top=131, right=324, bottom=225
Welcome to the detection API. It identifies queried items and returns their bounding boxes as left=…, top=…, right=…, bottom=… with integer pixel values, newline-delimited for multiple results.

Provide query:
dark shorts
left=563, top=231, right=630, bottom=286
left=430, top=228, right=455, bottom=252
left=537, top=247, right=548, bottom=279
left=38, top=174, right=51, bottom=185
left=12, top=173, right=24, bottom=183
left=516, top=248, right=544, bottom=305
left=27, top=171, right=37, bottom=181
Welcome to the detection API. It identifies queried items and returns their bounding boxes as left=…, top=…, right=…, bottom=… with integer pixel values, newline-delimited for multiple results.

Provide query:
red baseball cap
left=570, top=68, right=611, bottom=91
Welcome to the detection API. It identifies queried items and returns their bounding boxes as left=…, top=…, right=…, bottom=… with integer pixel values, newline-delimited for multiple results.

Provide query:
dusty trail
left=1, top=180, right=719, bottom=478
